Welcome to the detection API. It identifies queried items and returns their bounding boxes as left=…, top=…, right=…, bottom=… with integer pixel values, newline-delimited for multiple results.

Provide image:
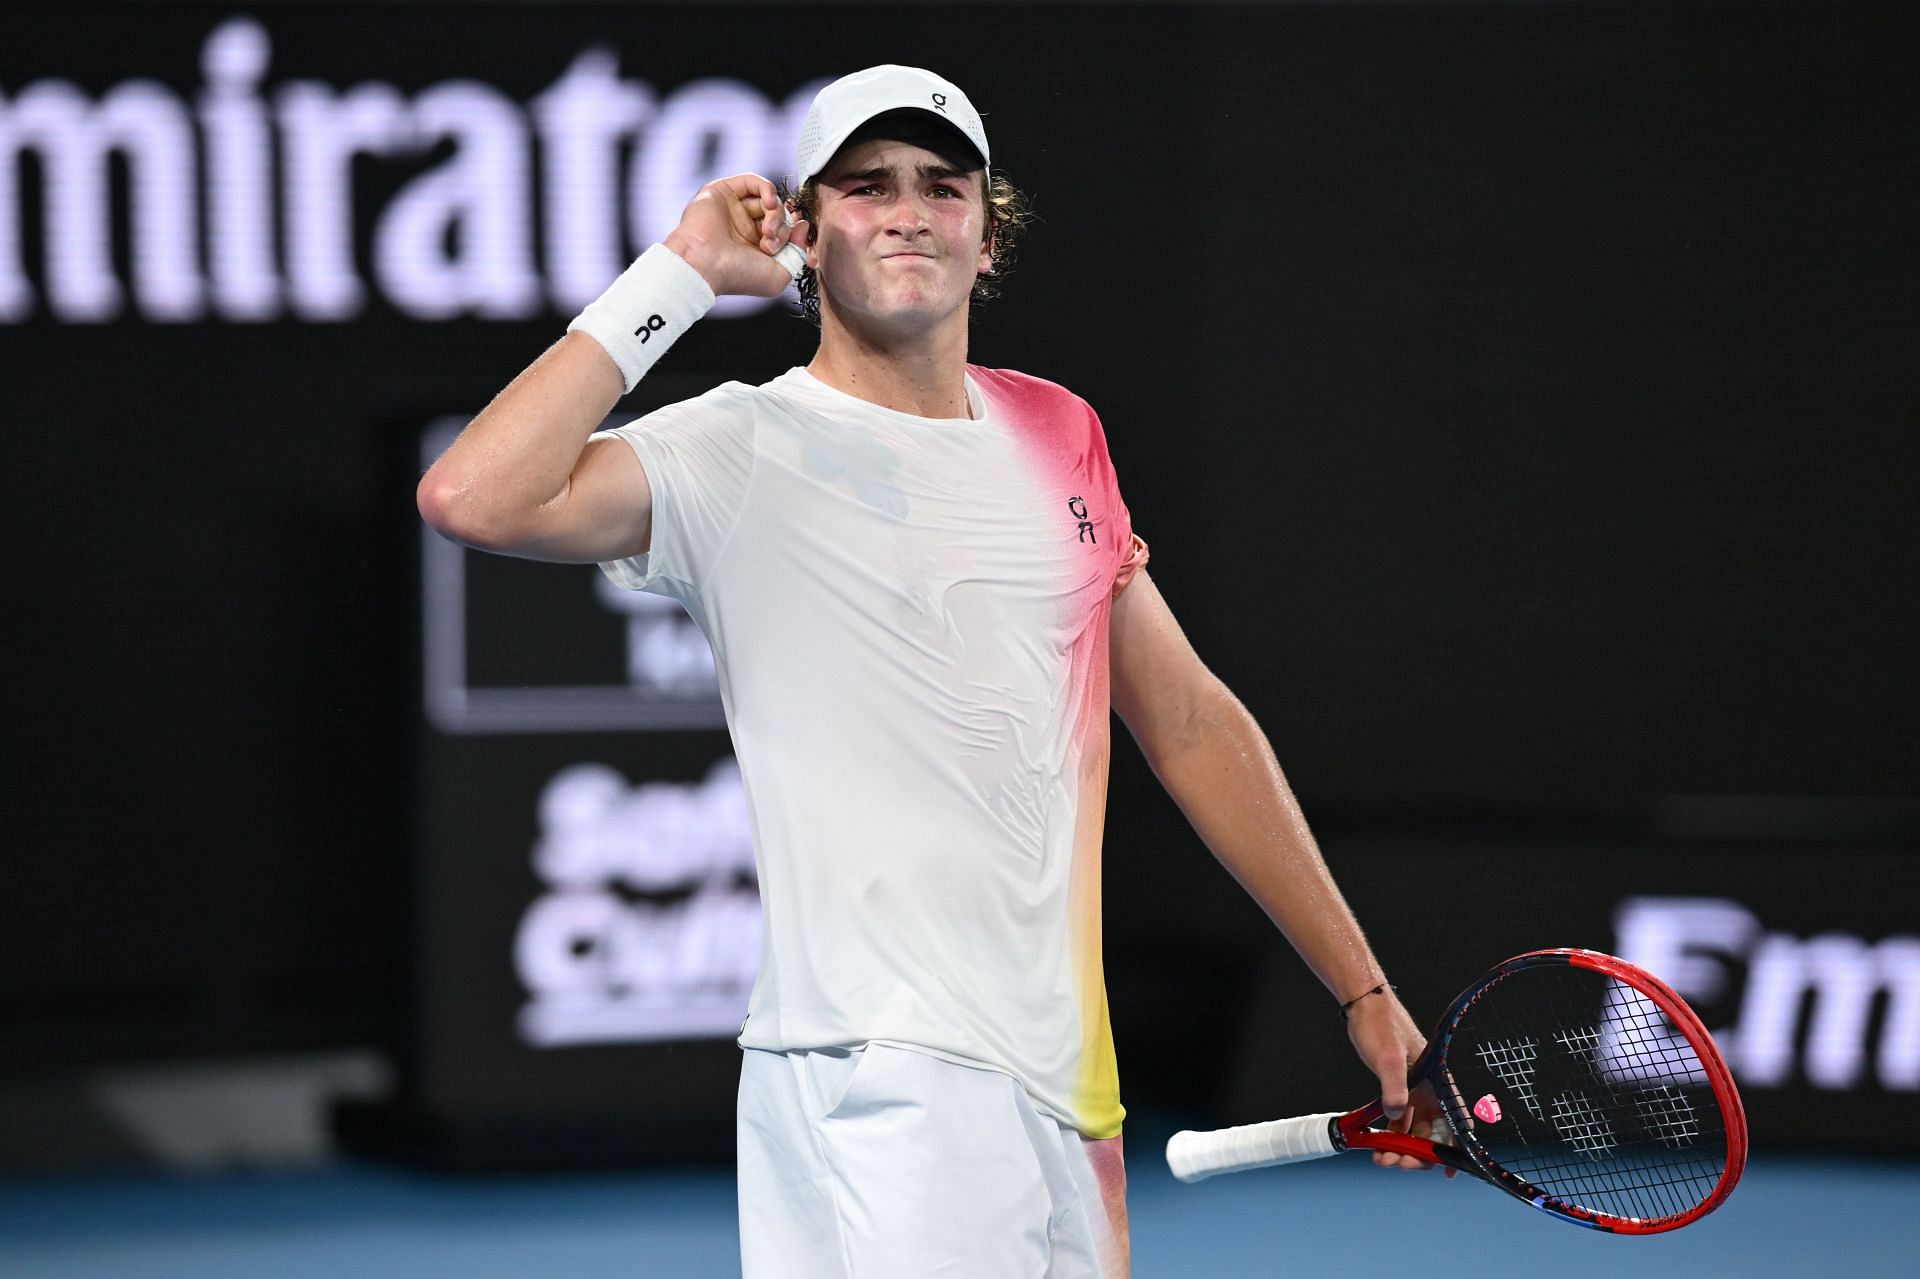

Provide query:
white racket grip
left=1166, top=1113, right=1344, bottom=1183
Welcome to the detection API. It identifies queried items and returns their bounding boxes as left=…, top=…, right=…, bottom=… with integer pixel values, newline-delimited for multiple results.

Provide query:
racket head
left=1417, top=948, right=1747, bottom=1233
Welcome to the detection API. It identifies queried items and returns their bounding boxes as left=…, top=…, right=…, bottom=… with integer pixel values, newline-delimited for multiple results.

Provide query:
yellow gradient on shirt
left=1068, top=660, right=1125, bottom=1139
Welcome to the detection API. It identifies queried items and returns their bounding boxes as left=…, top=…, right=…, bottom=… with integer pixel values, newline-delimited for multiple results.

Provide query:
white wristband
left=566, top=243, right=716, bottom=393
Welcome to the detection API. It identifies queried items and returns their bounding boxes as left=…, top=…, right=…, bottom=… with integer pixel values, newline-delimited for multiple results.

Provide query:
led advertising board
left=400, top=407, right=760, bottom=1151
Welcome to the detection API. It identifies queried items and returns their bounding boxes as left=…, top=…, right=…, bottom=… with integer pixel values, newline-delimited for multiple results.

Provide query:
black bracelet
left=1338, top=982, right=1396, bottom=1020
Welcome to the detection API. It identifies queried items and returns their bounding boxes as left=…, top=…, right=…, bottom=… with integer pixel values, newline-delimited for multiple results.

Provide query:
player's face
left=809, top=137, right=993, bottom=335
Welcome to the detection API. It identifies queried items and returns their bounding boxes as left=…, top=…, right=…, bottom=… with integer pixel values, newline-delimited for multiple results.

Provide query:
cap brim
left=803, top=105, right=988, bottom=182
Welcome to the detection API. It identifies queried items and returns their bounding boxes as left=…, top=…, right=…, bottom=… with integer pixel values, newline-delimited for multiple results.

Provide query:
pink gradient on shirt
left=970, top=364, right=1142, bottom=734
left=971, top=364, right=1145, bottom=1133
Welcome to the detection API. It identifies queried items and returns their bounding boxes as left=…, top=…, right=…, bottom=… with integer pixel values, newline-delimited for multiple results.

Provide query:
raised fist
left=663, top=172, right=812, bottom=300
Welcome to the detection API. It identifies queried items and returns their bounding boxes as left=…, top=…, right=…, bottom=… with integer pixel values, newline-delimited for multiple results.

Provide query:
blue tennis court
left=2, top=1144, right=1910, bottom=1277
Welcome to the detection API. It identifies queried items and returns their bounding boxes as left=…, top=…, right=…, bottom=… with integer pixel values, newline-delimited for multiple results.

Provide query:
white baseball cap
left=794, top=65, right=990, bottom=184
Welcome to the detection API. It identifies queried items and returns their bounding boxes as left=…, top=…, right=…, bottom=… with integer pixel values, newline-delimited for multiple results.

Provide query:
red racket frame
left=1332, top=948, right=1748, bottom=1233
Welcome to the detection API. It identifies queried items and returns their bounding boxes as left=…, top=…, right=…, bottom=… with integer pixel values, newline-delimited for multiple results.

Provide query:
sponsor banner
left=2, top=16, right=826, bottom=325
left=406, top=726, right=749, bottom=1124
left=408, top=405, right=762, bottom=1129
left=515, top=758, right=759, bottom=1047
left=1615, top=895, right=1919, bottom=1096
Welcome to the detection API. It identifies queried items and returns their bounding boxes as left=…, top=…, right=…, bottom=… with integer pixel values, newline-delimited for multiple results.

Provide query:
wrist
left=1338, top=981, right=1396, bottom=1020
left=566, top=244, right=716, bottom=393
left=660, top=231, right=721, bottom=291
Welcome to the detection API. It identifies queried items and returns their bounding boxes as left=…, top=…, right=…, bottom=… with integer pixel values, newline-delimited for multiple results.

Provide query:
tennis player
left=419, top=64, right=1432, bottom=1279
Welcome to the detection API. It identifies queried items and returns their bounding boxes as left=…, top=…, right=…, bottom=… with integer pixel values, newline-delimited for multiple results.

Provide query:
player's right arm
left=416, top=173, right=809, bottom=564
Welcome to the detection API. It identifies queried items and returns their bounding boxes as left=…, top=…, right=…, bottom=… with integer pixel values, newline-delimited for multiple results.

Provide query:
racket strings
left=1445, top=964, right=1729, bottom=1225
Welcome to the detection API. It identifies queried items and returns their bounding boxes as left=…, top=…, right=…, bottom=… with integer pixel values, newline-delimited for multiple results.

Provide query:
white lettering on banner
left=278, top=81, right=411, bottom=321
left=0, top=18, right=828, bottom=323
left=202, top=19, right=278, bottom=319
left=534, top=50, right=654, bottom=314
left=1613, top=896, right=1920, bottom=1092
left=515, top=759, right=759, bottom=1047
left=0, top=80, right=203, bottom=321
left=373, top=83, right=542, bottom=321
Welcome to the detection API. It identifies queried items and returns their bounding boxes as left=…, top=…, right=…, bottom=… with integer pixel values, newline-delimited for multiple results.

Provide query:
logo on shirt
left=1067, top=496, right=1096, bottom=545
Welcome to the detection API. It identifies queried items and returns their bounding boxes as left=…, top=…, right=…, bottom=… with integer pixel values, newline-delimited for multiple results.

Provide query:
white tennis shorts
left=737, top=1043, right=1129, bottom=1278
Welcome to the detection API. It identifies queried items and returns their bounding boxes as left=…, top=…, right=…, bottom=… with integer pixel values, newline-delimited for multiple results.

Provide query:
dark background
left=3, top=1, right=1915, bottom=1164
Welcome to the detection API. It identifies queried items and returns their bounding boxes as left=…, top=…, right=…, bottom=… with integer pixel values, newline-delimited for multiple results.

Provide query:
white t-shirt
left=597, top=365, right=1147, bottom=1138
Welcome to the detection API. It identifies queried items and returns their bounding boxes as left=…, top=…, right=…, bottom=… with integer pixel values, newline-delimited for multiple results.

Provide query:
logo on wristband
left=634, top=314, right=666, bottom=342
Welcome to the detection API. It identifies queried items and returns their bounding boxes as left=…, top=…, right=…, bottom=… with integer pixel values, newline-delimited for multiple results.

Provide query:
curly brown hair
left=776, top=112, right=1032, bottom=323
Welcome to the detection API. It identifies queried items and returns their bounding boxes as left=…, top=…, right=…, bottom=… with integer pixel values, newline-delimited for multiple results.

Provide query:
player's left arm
left=1109, top=569, right=1436, bottom=1169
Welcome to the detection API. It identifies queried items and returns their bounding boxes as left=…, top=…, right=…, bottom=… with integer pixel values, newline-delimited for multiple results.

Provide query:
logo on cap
left=931, top=92, right=948, bottom=113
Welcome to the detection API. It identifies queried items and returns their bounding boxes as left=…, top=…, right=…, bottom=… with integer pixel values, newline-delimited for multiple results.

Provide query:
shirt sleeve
left=1112, top=533, right=1150, bottom=596
left=594, top=387, right=756, bottom=598
left=1077, top=394, right=1147, bottom=597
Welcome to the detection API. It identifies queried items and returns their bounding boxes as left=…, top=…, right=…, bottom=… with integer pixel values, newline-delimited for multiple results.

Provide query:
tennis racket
left=1166, top=948, right=1747, bottom=1233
